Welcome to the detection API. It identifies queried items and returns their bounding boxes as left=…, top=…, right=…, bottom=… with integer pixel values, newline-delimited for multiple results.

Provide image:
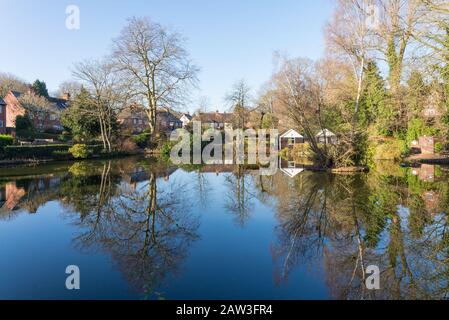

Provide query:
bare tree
left=374, top=0, right=425, bottom=130
left=112, top=17, right=198, bottom=141
left=18, top=92, right=56, bottom=129
left=326, top=0, right=375, bottom=133
left=196, top=96, right=212, bottom=114
left=225, top=79, right=252, bottom=128
left=73, top=59, right=127, bottom=152
left=0, top=72, right=28, bottom=97
left=414, top=1, right=449, bottom=66
left=271, top=57, right=332, bottom=166
left=56, top=80, right=83, bottom=99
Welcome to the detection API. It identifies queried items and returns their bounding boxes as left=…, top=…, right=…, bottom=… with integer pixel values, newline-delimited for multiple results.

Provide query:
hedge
left=3, top=145, right=71, bottom=159
left=0, top=135, right=14, bottom=148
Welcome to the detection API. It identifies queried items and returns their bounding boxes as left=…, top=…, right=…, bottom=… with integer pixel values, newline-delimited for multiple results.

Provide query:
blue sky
left=0, top=0, right=334, bottom=112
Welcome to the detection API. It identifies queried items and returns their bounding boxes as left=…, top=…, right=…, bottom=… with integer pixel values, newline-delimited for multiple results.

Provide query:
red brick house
left=118, top=105, right=183, bottom=135
left=1, top=90, right=69, bottom=134
left=193, top=112, right=234, bottom=130
left=0, top=97, right=6, bottom=134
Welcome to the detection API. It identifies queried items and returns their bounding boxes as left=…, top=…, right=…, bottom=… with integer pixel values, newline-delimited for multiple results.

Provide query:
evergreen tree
left=32, top=79, right=49, bottom=97
left=61, top=87, right=100, bottom=142
left=406, top=70, right=428, bottom=119
left=358, top=61, right=387, bottom=131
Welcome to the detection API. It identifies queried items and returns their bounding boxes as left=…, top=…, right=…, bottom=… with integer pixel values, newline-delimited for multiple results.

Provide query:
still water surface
left=0, top=157, right=448, bottom=299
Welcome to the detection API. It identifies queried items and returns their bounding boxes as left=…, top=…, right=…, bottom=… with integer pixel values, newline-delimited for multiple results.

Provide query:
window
left=170, top=122, right=174, bottom=127
left=0, top=106, right=2, bottom=113
left=133, top=118, right=138, bottom=124
left=288, top=138, right=295, bottom=146
left=50, top=114, right=57, bottom=121
left=0, top=120, right=3, bottom=128
left=138, top=119, right=143, bottom=125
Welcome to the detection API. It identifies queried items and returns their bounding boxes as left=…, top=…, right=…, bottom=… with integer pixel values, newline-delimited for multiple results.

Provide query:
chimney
left=61, top=92, right=71, bottom=101
left=27, top=85, right=36, bottom=95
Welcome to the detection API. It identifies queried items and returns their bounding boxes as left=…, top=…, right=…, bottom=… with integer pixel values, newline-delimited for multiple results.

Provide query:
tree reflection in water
left=270, top=164, right=449, bottom=300
left=62, top=159, right=200, bottom=297
left=224, top=165, right=256, bottom=227
left=2, top=158, right=449, bottom=299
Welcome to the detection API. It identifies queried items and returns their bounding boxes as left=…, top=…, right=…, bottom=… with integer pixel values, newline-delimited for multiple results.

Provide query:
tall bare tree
left=112, top=17, right=198, bottom=140
left=225, top=79, right=252, bottom=128
left=374, top=0, right=425, bottom=130
left=326, top=0, right=375, bottom=133
left=73, top=59, right=127, bottom=152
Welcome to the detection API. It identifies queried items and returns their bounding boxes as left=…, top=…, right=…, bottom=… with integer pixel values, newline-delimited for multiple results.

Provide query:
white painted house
left=179, top=113, right=193, bottom=128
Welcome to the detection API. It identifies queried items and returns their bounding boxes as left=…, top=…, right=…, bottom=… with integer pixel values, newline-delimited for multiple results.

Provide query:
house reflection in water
left=0, top=176, right=62, bottom=218
left=411, top=164, right=435, bottom=182
left=121, top=166, right=178, bottom=190
left=278, top=158, right=304, bottom=178
left=411, top=164, right=441, bottom=216
left=0, top=182, right=26, bottom=213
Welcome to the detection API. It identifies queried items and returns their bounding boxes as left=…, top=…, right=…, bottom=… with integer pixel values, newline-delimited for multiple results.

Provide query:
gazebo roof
left=280, top=129, right=303, bottom=139
left=316, top=129, right=336, bottom=137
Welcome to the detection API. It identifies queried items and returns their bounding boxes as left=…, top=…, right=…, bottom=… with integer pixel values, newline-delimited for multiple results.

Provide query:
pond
left=0, top=157, right=448, bottom=300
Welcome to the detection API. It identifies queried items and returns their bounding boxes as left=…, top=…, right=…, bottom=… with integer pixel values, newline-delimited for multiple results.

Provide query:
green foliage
left=435, top=142, right=443, bottom=153
left=61, top=88, right=100, bottom=142
left=406, top=70, right=428, bottom=118
left=406, top=118, right=438, bottom=147
left=15, top=114, right=35, bottom=139
left=69, top=144, right=91, bottom=159
left=279, top=148, right=289, bottom=160
left=372, top=139, right=406, bottom=161
left=161, top=141, right=178, bottom=157
left=132, top=131, right=152, bottom=148
left=3, top=144, right=70, bottom=159
left=32, top=79, right=49, bottom=97
left=0, top=135, right=14, bottom=149
left=359, top=61, right=387, bottom=128
left=261, top=113, right=277, bottom=129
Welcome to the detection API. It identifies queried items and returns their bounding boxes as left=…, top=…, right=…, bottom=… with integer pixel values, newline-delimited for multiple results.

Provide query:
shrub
left=3, top=144, right=70, bottom=159
left=435, top=142, right=443, bottom=153
left=0, top=135, right=14, bottom=148
left=279, top=148, right=289, bottom=160
left=161, top=141, right=178, bottom=157
left=69, top=144, right=91, bottom=159
left=291, top=143, right=311, bottom=159
left=132, top=132, right=152, bottom=148
left=373, top=140, right=405, bottom=160
left=118, top=138, right=139, bottom=153
left=406, top=118, right=437, bottom=147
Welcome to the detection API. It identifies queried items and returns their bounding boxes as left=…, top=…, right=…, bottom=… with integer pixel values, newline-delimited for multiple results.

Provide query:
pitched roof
left=157, top=110, right=182, bottom=123
left=280, top=129, right=303, bottom=139
left=195, top=112, right=234, bottom=123
left=181, top=113, right=192, bottom=120
left=316, top=129, right=336, bottom=137
left=11, top=91, right=22, bottom=98
left=8, top=90, right=69, bottom=111
left=47, top=97, right=69, bottom=110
